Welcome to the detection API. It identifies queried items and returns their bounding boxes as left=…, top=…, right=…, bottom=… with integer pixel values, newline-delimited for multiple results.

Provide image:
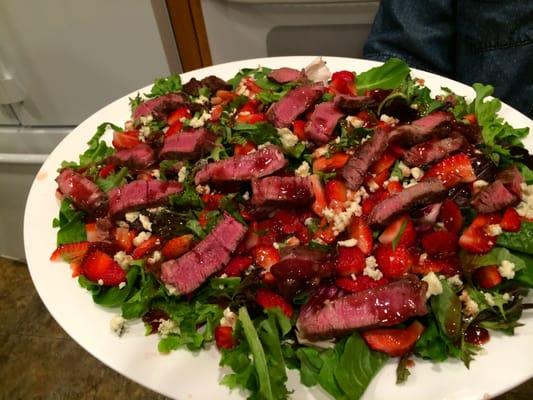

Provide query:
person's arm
left=363, top=0, right=456, bottom=77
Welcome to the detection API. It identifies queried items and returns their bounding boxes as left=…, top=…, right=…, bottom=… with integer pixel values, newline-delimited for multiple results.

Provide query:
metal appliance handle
left=223, top=0, right=373, bottom=4
left=0, top=153, right=48, bottom=165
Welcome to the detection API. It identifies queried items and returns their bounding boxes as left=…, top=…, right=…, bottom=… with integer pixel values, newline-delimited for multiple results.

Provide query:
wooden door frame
left=165, top=0, right=212, bottom=72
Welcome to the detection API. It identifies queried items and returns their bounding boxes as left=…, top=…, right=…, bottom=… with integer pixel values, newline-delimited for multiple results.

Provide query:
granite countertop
left=1, top=256, right=531, bottom=400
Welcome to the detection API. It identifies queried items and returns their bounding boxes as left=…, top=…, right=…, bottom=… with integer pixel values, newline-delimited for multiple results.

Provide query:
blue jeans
left=363, top=0, right=533, bottom=118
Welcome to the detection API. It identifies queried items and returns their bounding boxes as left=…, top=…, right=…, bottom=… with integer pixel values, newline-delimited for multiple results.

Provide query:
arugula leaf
left=61, top=122, right=120, bottom=169
left=414, top=317, right=453, bottom=362
left=121, top=268, right=166, bottom=319
left=232, top=122, right=282, bottom=147
left=169, top=185, right=202, bottom=208
left=497, top=221, right=533, bottom=255
left=147, top=74, right=182, bottom=98
left=356, top=58, right=410, bottom=95
left=96, top=167, right=128, bottom=192
left=53, top=199, right=87, bottom=245
left=228, top=68, right=255, bottom=89
left=430, top=280, right=462, bottom=338
left=129, top=93, right=142, bottom=113
left=186, top=219, right=206, bottom=239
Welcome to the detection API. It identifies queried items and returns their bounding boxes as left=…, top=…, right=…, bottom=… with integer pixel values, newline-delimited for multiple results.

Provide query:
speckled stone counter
left=0, top=257, right=531, bottom=400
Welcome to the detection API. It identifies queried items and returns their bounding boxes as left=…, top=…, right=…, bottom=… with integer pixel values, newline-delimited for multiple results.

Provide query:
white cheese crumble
left=363, top=256, right=383, bottom=280
left=321, top=191, right=364, bottom=236
left=151, top=169, right=160, bottom=179
left=147, top=250, right=162, bottom=264
left=473, top=180, right=489, bottom=189
left=125, top=211, right=140, bottom=223
left=110, top=315, right=127, bottom=337
left=447, top=274, right=463, bottom=289
left=193, top=95, right=209, bottom=104
left=165, top=283, right=179, bottom=296
left=242, top=191, right=250, bottom=201
left=116, top=221, right=129, bottom=228
left=220, top=307, right=237, bottom=329
left=133, top=231, right=151, bottom=247
left=485, top=224, right=502, bottom=236
left=337, top=238, right=358, bottom=247
left=410, top=167, right=424, bottom=181
left=114, top=251, right=133, bottom=270
left=139, top=214, right=152, bottom=232
left=380, top=114, right=399, bottom=126
left=98, top=279, right=104, bottom=286
left=277, top=127, right=299, bottom=149
left=177, top=166, right=188, bottom=183
left=119, top=282, right=127, bottom=289
left=398, top=161, right=411, bottom=178
left=158, top=319, right=180, bottom=338
left=195, top=184, right=211, bottom=194
left=304, top=217, right=314, bottom=227
left=484, top=292, right=496, bottom=307
left=138, top=125, right=151, bottom=142
left=419, top=252, right=428, bottom=264
left=313, top=145, right=329, bottom=158
left=498, top=260, right=516, bottom=279
left=257, top=141, right=272, bottom=150
left=459, top=290, right=479, bottom=316
left=516, top=183, right=533, bottom=219
left=189, top=111, right=211, bottom=128
left=346, top=116, right=364, bottom=129
left=147, top=207, right=165, bottom=213
left=422, top=272, right=443, bottom=298
left=367, top=179, right=379, bottom=193
left=295, top=161, right=311, bottom=177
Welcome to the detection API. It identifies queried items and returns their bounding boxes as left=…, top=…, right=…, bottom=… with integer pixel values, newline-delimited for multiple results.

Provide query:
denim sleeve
left=363, top=0, right=456, bottom=77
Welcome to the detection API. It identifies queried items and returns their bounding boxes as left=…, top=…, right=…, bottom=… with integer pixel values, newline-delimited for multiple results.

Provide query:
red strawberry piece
left=474, top=265, right=502, bottom=289
left=412, top=255, right=460, bottom=277
left=239, top=99, right=261, bottom=114
left=501, top=208, right=521, bottom=232
left=81, top=248, right=126, bottom=285
left=98, top=163, right=116, bottom=178
left=423, top=153, right=476, bottom=188
left=236, top=112, right=266, bottom=124
left=234, top=140, right=257, bottom=156
left=386, top=180, right=403, bottom=194
left=366, top=168, right=390, bottom=189
left=459, top=214, right=499, bottom=254
left=325, top=179, right=348, bottom=209
left=361, top=188, right=389, bottom=215
left=362, top=321, right=425, bottom=357
left=253, top=244, right=280, bottom=269
left=256, top=288, right=293, bottom=317
left=336, top=246, right=365, bottom=276
left=330, top=70, right=356, bottom=95
left=113, top=227, right=136, bottom=253
left=463, top=113, right=477, bottom=125
left=348, top=217, right=373, bottom=255
left=375, top=244, right=414, bottom=279
left=167, top=107, right=192, bottom=126
left=310, top=174, right=328, bottom=217
left=202, top=193, right=225, bottom=210
left=421, top=231, right=459, bottom=256
left=335, top=275, right=389, bottom=293
left=439, top=199, right=464, bottom=234
left=293, top=119, right=307, bottom=140
left=112, top=130, right=141, bottom=150
left=370, top=150, right=396, bottom=175
left=313, top=152, right=350, bottom=173
left=161, top=234, right=194, bottom=259
left=223, top=256, right=253, bottom=277
left=50, top=242, right=89, bottom=264
left=378, top=214, right=416, bottom=247
left=86, top=223, right=107, bottom=243
left=214, top=326, right=236, bottom=350
left=210, top=104, right=223, bottom=122
left=262, top=271, right=276, bottom=285
left=165, top=120, right=184, bottom=137
left=314, top=222, right=336, bottom=245
left=132, top=235, right=161, bottom=259
left=470, top=213, right=501, bottom=228
left=243, top=78, right=263, bottom=95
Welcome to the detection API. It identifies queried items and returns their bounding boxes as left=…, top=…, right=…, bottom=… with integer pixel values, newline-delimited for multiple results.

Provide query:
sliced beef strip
left=200, top=75, right=232, bottom=94
left=160, top=213, right=247, bottom=294
left=182, top=78, right=203, bottom=97
left=497, top=166, right=523, bottom=197
left=296, top=276, right=428, bottom=340
left=109, top=143, right=156, bottom=169
left=133, top=93, right=186, bottom=121
left=305, top=102, right=345, bottom=144
left=389, top=111, right=452, bottom=146
left=251, top=176, right=313, bottom=205
left=334, top=94, right=376, bottom=114
left=159, top=128, right=216, bottom=160
left=472, top=180, right=518, bottom=213
left=268, top=67, right=306, bottom=84
left=266, top=84, right=325, bottom=128
left=368, top=178, right=447, bottom=226
left=56, top=169, right=107, bottom=213
left=108, top=180, right=183, bottom=217
left=194, top=144, right=287, bottom=185
left=341, top=130, right=389, bottom=190
left=402, top=134, right=467, bottom=167
left=271, top=246, right=330, bottom=281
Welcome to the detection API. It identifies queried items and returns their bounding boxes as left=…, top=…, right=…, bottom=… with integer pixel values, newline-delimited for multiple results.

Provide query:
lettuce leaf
left=356, top=58, right=410, bottom=95
left=52, top=199, right=87, bottom=245
left=147, top=74, right=182, bottom=98
left=96, top=167, right=129, bottom=192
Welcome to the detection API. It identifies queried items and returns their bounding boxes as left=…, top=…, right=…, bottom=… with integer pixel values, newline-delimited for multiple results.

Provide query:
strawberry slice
left=50, top=242, right=89, bottom=264
left=501, top=208, right=521, bottom=232
left=474, top=265, right=502, bottom=289
left=330, top=70, right=356, bottom=96
left=236, top=112, right=266, bottom=125
left=423, top=153, right=476, bottom=188
left=314, top=221, right=336, bottom=244
left=386, top=180, right=403, bottom=194
left=313, top=152, right=350, bottom=172
left=348, top=217, right=373, bottom=255
left=161, top=234, right=194, bottom=259
left=202, top=193, right=224, bottom=210
left=132, top=236, right=161, bottom=259
left=256, top=288, right=293, bottom=317
left=361, top=188, right=389, bottom=215
left=85, top=223, right=107, bottom=243
left=112, top=130, right=140, bottom=150
left=378, top=214, right=416, bottom=247
left=253, top=244, right=280, bottom=269
left=459, top=214, right=499, bottom=254
left=411, top=255, right=460, bottom=277
left=421, top=231, right=459, bottom=256
left=335, top=275, right=389, bottom=293
left=325, top=179, right=348, bottom=210
left=234, top=140, right=256, bottom=156
left=214, top=326, right=236, bottom=350
left=375, top=244, right=414, bottom=279
left=223, top=256, right=253, bottom=277
left=439, top=199, right=463, bottom=234
left=336, top=246, right=365, bottom=276
left=167, top=107, right=191, bottom=126
left=210, top=104, right=223, bottom=122
left=310, top=174, right=328, bottom=217
left=98, top=163, right=116, bottom=178
left=81, top=248, right=126, bottom=285
left=165, top=120, right=184, bottom=137
left=370, top=151, right=396, bottom=175
left=113, top=227, right=136, bottom=253
left=293, top=120, right=307, bottom=140
left=362, top=321, right=425, bottom=357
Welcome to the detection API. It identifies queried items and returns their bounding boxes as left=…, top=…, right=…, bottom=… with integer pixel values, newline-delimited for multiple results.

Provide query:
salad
left=50, top=57, right=533, bottom=400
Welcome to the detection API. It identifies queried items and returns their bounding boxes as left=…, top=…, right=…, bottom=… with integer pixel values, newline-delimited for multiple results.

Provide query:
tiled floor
left=0, top=257, right=531, bottom=400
